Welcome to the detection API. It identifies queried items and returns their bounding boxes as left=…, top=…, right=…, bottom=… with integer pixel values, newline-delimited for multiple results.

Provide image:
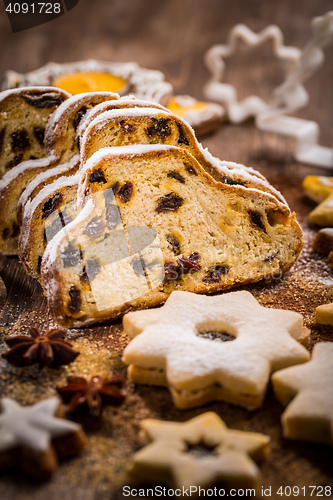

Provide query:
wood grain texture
left=0, top=0, right=333, bottom=498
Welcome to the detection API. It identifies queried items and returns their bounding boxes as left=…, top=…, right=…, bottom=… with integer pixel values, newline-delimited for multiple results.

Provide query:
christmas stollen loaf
left=41, top=144, right=303, bottom=328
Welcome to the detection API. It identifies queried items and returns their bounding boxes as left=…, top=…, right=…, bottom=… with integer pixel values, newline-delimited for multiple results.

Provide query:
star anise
left=56, top=375, right=125, bottom=418
left=2, top=327, right=80, bottom=367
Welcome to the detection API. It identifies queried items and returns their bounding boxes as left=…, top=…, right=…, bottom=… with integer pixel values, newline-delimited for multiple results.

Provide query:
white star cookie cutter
left=122, top=290, right=310, bottom=410
left=129, top=412, right=270, bottom=492
left=204, top=11, right=333, bottom=168
left=272, top=342, right=333, bottom=446
left=204, top=24, right=302, bottom=123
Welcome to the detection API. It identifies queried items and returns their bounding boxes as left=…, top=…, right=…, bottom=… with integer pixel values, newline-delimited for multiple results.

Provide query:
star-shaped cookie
left=122, top=290, right=310, bottom=409
left=303, top=175, right=333, bottom=226
left=316, top=302, right=333, bottom=325
left=129, top=412, right=270, bottom=492
left=272, top=342, right=333, bottom=446
left=0, top=397, right=86, bottom=479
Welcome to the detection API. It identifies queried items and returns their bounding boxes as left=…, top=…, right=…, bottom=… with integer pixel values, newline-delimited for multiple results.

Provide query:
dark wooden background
left=0, top=1, right=332, bottom=498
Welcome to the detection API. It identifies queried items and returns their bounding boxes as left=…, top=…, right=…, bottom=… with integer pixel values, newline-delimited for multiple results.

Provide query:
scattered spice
left=56, top=375, right=125, bottom=418
left=2, top=327, right=79, bottom=367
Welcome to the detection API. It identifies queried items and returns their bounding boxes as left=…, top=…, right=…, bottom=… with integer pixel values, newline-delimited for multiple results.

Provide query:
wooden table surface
left=0, top=0, right=332, bottom=498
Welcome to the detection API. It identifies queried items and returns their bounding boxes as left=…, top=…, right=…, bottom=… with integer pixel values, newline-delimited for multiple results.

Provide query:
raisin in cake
left=0, top=91, right=119, bottom=255
left=41, top=144, right=303, bottom=328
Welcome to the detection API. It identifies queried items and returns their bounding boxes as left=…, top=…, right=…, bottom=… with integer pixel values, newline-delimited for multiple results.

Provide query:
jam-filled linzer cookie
left=166, top=95, right=225, bottom=136
left=122, top=290, right=309, bottom=410
left=3, top=59, right=173, bottom=106
left=272, top=343, right=333, bottom=446
left=0, top=397, right=86, bottom=480
left=129, top=412, right=270, bottom=493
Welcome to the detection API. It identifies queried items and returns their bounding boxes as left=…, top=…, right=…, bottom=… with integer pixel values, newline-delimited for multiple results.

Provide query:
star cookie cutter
left=204, top=11, right=333, bottom=168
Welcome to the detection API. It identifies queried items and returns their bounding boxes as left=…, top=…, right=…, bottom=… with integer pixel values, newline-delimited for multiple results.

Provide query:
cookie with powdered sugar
left=0, top=397, right=86, bottom=480
left=166, top=94, right=225, bottom=136
left=123, top=290, right=309, bottom=409
left=2, top=59, right=173, bottom=106
left=272, top=342, right=333, bottom=446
